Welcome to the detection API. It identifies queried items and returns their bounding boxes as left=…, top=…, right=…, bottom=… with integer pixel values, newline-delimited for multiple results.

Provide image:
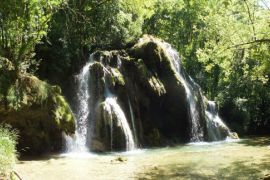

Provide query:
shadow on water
left=18, top=153, right=63, bottom=162
left=219, top=160, right=270, bottom=179
left=137, top=137, right=270, bottom=180
left=138, top=159, right=270, bottom=180
left=237, top=137, right=270, bottom=147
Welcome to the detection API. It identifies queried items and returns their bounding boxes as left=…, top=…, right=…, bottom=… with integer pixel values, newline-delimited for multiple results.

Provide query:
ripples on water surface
left=16, top=137, right=270, bottom=180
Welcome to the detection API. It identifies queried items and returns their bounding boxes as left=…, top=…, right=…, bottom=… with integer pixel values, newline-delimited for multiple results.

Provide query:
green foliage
left=143, top=0, right=270, bottom=134
left=1, top=0, right=270, bottom=136
left=6, top=75, right=51, bottom=110
left=0, top=125, right=17, bottom=177
left=0, top=0, right=62, bottom=107
left=195, top=0, right=270, bottom=134
left=143, top=0, right=207, bottom=80
left=0, top=0, right=65, bottom=75
left=35, top=0, right=156, bottom=84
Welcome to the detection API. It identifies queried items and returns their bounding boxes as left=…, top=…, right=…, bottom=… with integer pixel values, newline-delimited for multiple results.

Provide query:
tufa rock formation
left=71, top=35, right=236, bottom=152
left=0, top=73, right=75, bottom=154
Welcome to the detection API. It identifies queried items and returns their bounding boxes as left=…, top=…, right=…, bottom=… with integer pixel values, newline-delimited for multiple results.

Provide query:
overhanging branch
left=230, top=39, right=270, bottom=48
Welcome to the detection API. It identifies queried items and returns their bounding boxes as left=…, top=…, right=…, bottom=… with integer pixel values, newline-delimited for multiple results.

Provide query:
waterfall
left=205, top=101, right=231, bottom=141
left=160, top=42, right=204, bottom=142
left=103, top=95, right=136, bottom=151
left=66, top=57, right=94, bottom=152
left=102, top=58, right=136, bottom=151
left=128, top=98, right=138, bottom=146
left=159, top=41, right=234, bottom=142
left=66, top=52, right=136, bottom=152
left=65, top=37, right=236, bottom=153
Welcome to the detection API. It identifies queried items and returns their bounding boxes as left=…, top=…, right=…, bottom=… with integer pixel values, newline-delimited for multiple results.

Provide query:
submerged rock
left=0, top=75, right=75, bottom=154
left=111, top=156, right=128, bottom=163
left=262, top=174, right=270, bottom=180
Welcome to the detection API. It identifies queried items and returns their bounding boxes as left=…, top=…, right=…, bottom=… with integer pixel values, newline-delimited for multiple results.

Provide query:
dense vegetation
left=0, top=0, right=269, bottom=147
left=144, top=0, right=270, bottom=135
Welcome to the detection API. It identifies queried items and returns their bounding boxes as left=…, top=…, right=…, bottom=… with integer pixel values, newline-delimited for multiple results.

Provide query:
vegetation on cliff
left=0, top=0, right=75, bottom=154
left=0, top=74, right=75, bottom=154
left=84, top=36, right=235, bottom=151
left=0, top=0, right=270, bottom=155
left=33, top=0, right=270, bottom=136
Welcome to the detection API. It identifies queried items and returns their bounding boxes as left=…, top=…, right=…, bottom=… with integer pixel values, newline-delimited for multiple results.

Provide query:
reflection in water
left=16, top=137, right=270, bottom=180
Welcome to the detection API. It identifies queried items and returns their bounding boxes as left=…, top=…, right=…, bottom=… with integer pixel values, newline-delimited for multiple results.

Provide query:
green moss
left=111, top=68, right=125, bottom=86
left=6, top=86, right=17, bottom=108
left=134, top=59, right=166, bottom=96
left=135, top=59, right=148, bottom=76
left=5, top=75, right=51, bottom=110
left=52, top=95, right=75, bottom=133
left=0, top=75, right=75, bottom=154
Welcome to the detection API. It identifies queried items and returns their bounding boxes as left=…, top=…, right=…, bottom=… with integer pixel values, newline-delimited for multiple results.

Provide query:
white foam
left=188, top=138, right=242, bottom=146
left=60, top=152, right=97, bottom=158
left=116, top=149, right=145, bottom=156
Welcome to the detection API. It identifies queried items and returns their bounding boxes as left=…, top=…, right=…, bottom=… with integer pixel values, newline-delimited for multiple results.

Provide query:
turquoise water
left=16, top=137, right=270, bottom=180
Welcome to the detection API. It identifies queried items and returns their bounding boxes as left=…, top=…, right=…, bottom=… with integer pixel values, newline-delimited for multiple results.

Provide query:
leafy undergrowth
left=0, top=125, right=17, bottom=179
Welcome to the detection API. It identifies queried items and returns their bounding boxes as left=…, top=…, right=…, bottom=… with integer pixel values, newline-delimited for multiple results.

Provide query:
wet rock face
left=85, top=36, right=196, bottom=150
left=73, top=35, right=236, bottom=151
left=84, top=56, right=135, bottom=152
left=0, top=75, right=75, bottom=154
left=87, top=62, right=127, bottom=152
left=127, top=38, right=192, bottom=144
left=91, top=102, right=127, bottom=152
left=204, top=99, right=238, bottom=141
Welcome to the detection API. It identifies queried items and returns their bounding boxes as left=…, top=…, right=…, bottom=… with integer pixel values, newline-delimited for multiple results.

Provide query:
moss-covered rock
left=126, top=35, right=192, bottom=144
left=0, top=75, right=75, bottom=154
left=87, top=35, right=192, bottom=148
left=91, top=101, right=127, bottom=152
left=87, top=54, right=134, bottom=151
left=77, top=35, right=234, bottom=150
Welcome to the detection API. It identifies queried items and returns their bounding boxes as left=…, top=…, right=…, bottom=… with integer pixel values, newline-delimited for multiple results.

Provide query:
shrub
left=0, top=125, right=17, bottom=178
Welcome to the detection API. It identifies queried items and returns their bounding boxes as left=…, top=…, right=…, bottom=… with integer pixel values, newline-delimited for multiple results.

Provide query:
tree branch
left=243, top=0, right=256, bottom=40
left=92, top=0, right=112, bottom=10
left=13, top=170, right=23, bottom=180
left=230, top=39, right=270, bottom=48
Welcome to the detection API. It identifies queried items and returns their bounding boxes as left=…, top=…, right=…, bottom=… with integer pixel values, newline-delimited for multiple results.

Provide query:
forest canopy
left=1, top=0, right=270, bottom=135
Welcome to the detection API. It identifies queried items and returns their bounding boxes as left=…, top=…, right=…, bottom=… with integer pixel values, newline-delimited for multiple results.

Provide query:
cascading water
left=128, top=98, right=138, bottom=146
left=65, top=57, right=94, bottom=153
left=103, top=95, right=136, bottom=151
left=65, top=36, right=237, bottom=153
left=160, top=42, right=204, bottom=141
left=67, top=52, right=136, bottom=152
left=102, top=55, right=136, bottom=151
left=158, top=40, right=234, bottom=142
left=205, top=101, right=231, bottom=141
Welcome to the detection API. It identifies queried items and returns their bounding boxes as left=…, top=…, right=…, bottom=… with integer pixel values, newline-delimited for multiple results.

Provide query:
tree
left=196, top=0, right=270, bottom=133
left=143, top=0, right=208, bottom=83
left=35, top=0, right=156, bottom=84
left=0, top=0, right=65, bottom=76
left=144, top=0, right=270, bottom=134
left=0, top=0, right=66, bottom=110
